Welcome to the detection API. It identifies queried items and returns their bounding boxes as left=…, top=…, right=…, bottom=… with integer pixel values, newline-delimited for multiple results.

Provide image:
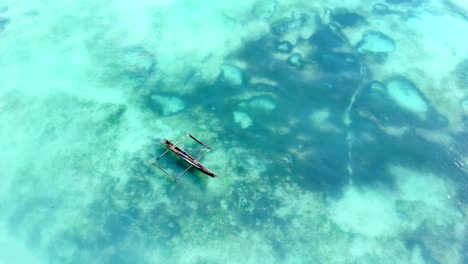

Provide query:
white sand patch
left=287, top=53, right=303, bottom=67
left=460, top=98, right=468, bottom=114
left=389, top=165, right=459, bottom=223
left=115, top=107, right=159, bottom=155
left=253, top=0, right=277, bottom=18
left=274, top=182, right=325, bottom=219
left=331, top=186, right=399, bottom=237
left=331, top=164, right=463, bottom=239
left=357, top=31, right=395, bottom=53
left=249, top=98, right=277, bottom=110
left=152, top=0, right=270, bottom=91
left=0, top=0, right=269, bottom=97
left=220, top=64, right=245, bottom=86
left=238, top=97, right=277, bottom=112
left=386, top=78, right=428, bottom=114
left=0, top=2, right=135, bottom=104
left=271, top=182, right=419, bottom=263
left=233, top=111, right=253, bottom=128
left=0, top=224, right=46, bottom=264
left=172, top=232, right=275, bottom=264
left=414, top=128, right=454, bottom=146
left=270, top=183, right=335, bottom=262
left=151, top=95, right=185, bottom=115
left=348, top=236, right=417, bottom=263
left=309, top=108, right=341, bottom=132
left=272, top=180, right=463, bottom=263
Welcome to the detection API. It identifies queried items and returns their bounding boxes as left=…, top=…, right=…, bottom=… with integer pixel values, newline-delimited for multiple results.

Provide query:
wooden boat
left=153, top=134, right=217, bottom=181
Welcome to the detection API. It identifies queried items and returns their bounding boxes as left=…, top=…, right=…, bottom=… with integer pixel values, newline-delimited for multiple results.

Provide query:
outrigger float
left=153, top=134, right=217, bottom=181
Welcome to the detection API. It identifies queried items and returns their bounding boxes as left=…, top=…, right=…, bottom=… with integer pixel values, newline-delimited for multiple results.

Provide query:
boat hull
left=163, top=139, right=217, bottom=177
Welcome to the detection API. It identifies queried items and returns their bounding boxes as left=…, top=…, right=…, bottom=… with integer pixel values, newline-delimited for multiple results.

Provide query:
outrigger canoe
left=153, top=134, right=217, bottom=181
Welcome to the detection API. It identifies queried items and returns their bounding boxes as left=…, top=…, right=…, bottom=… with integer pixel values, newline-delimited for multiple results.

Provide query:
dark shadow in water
left=0, top=16, right=8, bottom=33
left=309, top=25, right=346, bottom=51
left=350, top=116, right=467, bottom=193
left=316, top=52, right=361, bottom=75
left=143, top=19, right=463, bottom=217
left=346, top=115, right=396, bottom=187
left=7, top=196, right=58, bottom=250
left=451, top=132, right=468, bottom=209
left=102, top=213, right=132, bottom=243
left=183, top=27, right=362, bottom=198
left=403, top=219, right=458, bottom=264
left=331, top=9, right=367, bottom=28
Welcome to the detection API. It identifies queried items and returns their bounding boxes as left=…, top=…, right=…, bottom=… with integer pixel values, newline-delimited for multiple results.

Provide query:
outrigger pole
left=152, top=134, right=217, bottom=181
left=152, top=162, right=179, bottom=181
left=188, top=134, right=212, bottom=149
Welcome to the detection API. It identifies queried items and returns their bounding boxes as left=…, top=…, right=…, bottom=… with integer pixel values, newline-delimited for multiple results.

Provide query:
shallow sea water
left=0, top=0, right=467, bottom=263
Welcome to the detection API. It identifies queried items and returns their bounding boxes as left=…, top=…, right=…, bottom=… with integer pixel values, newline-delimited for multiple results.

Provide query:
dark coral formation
left=0, top=16, right=9, bottom=33
left=270, top=12, right=310, bottom=37
left=331, top=9, right=366, bottom=27
left=309, top=25, right=346, bottom=51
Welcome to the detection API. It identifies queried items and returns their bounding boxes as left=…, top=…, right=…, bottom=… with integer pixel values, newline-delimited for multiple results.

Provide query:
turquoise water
left=0, top=0, right=467, bottom=263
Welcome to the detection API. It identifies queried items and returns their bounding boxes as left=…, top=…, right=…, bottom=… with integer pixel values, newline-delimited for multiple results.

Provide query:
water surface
left=0, top=0, right=467, bottom=263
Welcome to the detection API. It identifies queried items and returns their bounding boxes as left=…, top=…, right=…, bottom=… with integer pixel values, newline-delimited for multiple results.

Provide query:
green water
left=0, top=1, right=467, bottom=263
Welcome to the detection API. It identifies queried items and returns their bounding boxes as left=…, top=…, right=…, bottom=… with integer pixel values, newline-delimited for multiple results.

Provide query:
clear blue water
left=0, top=1, right=467, bottom=263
